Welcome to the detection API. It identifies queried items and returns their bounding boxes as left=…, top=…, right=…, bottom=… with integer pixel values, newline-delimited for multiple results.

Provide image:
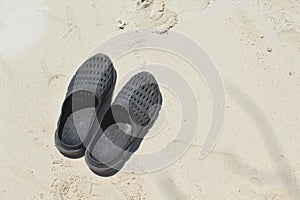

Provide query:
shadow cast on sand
left=226, top=80, right=300, bottom=198
left=158, top=174, right=188, bottom=200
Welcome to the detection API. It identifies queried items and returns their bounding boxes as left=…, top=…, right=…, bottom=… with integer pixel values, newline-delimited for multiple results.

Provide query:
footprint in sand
left=50, top=175, right=92, bottom=200
left=134, top=0, right=178, bottom=33
left=218, top=152, right=262, bottom=185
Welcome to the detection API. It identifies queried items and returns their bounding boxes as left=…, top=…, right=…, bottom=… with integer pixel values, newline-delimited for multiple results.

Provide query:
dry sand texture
left=0, top=0, right=300, bottom=199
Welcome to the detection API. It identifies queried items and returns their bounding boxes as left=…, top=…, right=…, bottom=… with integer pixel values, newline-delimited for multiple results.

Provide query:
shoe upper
left=55, top=53, right=116, bottom=157
left=113, top=71, right=162, bottom=127
left=67, top=53, right=115, bottom=101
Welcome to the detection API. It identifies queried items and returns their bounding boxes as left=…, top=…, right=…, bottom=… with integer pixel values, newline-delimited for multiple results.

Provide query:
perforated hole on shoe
left=114, top=72, right=160, bottom=126
left=68, top=54, right=115, bottom=99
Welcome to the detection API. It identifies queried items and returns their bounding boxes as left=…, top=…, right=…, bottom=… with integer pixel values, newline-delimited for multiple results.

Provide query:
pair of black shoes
left=54, top=54, right=162, bottom=177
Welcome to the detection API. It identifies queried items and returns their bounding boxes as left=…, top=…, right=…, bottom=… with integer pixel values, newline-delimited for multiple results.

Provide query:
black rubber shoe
left=55, top=53, right=117, bottom=158
left=85, top=71, right=162, bottom=176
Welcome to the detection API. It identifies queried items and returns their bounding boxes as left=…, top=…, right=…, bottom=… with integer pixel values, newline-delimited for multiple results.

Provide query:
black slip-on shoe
left=85, top=71, right=162, bottom=176
left=55, top=53, right=117, bottom=159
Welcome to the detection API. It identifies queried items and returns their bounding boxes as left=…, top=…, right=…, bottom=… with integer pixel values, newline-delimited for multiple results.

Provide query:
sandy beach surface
left=0, top=0, right=300, bottom=199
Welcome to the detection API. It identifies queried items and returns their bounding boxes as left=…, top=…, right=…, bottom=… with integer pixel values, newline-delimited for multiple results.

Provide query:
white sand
left=0, top=0, right=300, bottom=199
